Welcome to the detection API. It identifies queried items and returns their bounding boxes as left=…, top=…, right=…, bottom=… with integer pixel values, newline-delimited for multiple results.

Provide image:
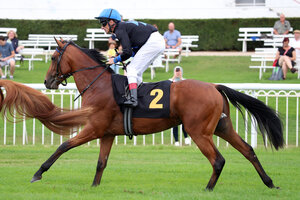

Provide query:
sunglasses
left=99, top=19, right=108, bottom=27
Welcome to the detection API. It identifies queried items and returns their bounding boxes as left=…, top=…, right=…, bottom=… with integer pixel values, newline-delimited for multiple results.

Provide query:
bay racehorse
left=0, top=38, right=284, bottom=190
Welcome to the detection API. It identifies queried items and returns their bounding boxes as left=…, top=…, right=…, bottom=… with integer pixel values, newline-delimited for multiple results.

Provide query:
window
left=235, top=0, right=265, bottom=6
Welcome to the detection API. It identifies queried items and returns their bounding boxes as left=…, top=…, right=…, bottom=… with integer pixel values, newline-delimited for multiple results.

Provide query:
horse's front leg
left=92, top=135, right=115, bottom=186
left=31, top=125, right=97, bottom=183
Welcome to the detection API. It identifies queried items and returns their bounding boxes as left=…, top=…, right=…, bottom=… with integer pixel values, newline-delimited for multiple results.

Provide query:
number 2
left=149, top=89, right=163, bottom=109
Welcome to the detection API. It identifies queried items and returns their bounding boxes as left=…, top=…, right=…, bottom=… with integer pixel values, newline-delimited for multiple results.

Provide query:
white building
left=0, top=0, right=300, bottom=20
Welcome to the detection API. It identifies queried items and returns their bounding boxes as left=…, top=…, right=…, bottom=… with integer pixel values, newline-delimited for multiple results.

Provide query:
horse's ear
left=54, top=37, right=64, bottom=48
left=60, top=37, right=64, bottom=42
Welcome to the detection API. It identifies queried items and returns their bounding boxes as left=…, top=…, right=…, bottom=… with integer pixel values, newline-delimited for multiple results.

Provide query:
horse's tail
left=216, top=84, right=284, bottom=150
left=0, top=80, right=93, bottom=135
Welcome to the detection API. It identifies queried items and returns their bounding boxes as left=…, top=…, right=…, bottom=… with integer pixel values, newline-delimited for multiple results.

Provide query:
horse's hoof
left=269, top=184, right=280, bottom=190
left=91, top=183, right=99, bottom=187
left=205, top=187, right=214, bottom=192
left=30, top=175, right=42, bottom=183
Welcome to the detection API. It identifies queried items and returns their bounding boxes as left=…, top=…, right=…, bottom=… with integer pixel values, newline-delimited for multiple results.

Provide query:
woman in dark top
left=275, top=37, right=297, bottom=79
left=6, top=30, right=24, bottom=53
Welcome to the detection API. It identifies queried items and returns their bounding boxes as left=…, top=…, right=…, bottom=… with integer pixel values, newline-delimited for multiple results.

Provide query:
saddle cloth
left=111, top=74, right=171, bottom=118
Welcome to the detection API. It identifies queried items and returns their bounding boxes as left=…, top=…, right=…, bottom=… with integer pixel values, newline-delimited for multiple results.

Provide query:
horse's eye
left=51, top=57, right=56, bottom=61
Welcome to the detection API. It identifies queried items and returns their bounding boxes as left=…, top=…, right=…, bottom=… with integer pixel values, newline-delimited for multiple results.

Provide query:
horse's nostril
left=44, top=80, right=47, bottom=85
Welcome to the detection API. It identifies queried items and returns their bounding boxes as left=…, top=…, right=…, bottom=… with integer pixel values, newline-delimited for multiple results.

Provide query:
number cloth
left=111, top=74, right=171, bottom=118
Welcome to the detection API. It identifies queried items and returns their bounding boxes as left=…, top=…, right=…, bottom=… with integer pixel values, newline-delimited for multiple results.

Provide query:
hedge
left=0, top=18, right=300, bottom=51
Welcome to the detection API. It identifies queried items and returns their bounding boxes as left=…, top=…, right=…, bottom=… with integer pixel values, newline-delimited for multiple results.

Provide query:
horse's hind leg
left=215, top=119, right=278, bottom=189
left=31, top=125, right=97, bottom=183
left=92, top=135, right=115, bottom=186
left=189, top=132, right=225, bottom=191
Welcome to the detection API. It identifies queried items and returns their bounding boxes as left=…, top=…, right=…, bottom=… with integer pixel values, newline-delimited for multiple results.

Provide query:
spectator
left=275, top=37, right=297, bottom=79
left=169, top=66, right=191, bottom=146
left=290, top=30, right=300, bottom=63
left=0, top=36, right=15, bottom=79
left=6, top=30, right=24, bottom=53
left=273, top=14, right=291, bottom=35
left=106, top=40, right=119, bottom=74
left=164, top=22, right=182, bottom=56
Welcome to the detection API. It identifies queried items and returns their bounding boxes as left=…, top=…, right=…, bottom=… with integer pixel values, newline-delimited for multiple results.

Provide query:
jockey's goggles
left=99, top=19, right=109, bottom=27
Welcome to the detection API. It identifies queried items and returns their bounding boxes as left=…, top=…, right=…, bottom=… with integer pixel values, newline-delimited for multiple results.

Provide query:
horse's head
left=44, top=38, right=73, bottom=89
left=45, top=38, right=112, bottom=90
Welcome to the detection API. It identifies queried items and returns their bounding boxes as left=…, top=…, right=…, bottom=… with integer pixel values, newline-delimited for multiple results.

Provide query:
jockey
left=95, top=8, right=165, bottom=107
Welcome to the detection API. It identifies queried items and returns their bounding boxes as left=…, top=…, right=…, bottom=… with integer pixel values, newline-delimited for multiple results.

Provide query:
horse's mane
left=67, top=40, right=115, bottom=74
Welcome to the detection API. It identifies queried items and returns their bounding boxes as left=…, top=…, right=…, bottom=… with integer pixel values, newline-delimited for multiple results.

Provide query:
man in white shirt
left=290, top=30, right=300, bottom=68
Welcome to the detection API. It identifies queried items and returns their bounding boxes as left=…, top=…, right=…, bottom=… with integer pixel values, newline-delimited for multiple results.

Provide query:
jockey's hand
left=106, top=58, right=115, bottom=65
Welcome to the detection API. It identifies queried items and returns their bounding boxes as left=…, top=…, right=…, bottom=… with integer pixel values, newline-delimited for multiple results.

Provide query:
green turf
left=9, top=55, right=300, bottom=83
left=0, top=145, right=299, bottom=200
left=1, top=55, right=300, bottom=199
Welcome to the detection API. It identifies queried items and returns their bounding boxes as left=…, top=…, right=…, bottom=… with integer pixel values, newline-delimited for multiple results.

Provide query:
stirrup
left=124, top=98, right=138, bottom=108
left=124, top=88, right=138, bottom=108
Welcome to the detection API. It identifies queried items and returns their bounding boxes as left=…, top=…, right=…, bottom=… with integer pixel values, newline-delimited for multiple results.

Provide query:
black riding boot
left=124, top=88, right=138, bottom=108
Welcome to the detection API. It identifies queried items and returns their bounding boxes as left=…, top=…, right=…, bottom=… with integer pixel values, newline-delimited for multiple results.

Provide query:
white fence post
left=33, top=118, right=35, bottom=145
left=250, top=90, right=257, bottom=148
left=22, top=112, right=27, bottom=145
left=297, top=97, right=299, bottom=147
left=13, top=109, right=16, bottom=145
left=250, top=115, right=257, bottom=148
left=286, top=96, right=289, bottom=147
left=161, top=131, right=164, bottom=145
left=3, top=111, right=7, bottom=145
left=179, top=124, right=183, bottom=146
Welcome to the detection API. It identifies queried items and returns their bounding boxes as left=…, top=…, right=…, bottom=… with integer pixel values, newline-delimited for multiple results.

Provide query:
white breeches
left=126, top=31, right=165, bottom=85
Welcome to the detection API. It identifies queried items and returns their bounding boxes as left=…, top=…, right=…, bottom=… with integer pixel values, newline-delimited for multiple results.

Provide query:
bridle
left=54, top=41, right=109, bottom=101
left=55, top=42, right=71, bottom=86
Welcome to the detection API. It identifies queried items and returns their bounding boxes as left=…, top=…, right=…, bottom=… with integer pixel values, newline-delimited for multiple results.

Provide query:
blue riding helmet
left=95, top=8, right=121, bottom=22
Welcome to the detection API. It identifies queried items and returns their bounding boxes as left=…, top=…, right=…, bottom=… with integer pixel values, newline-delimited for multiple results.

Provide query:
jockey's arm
left=113, top=32, right=133, bottom=64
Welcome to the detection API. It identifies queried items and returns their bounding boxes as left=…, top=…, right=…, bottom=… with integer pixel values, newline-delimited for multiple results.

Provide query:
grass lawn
left=9, top=55, right=300, bottom=84
left=0, top=145, right=299, bottom=200
left=1, top=54, right=299, bottom=199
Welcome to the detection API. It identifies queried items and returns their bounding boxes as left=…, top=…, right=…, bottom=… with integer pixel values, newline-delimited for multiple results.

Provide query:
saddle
left=111, top=74, right=172, bottom=139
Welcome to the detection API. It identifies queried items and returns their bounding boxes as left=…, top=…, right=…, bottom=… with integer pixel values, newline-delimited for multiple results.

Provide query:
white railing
left=1, top=83, right=299, bottom=148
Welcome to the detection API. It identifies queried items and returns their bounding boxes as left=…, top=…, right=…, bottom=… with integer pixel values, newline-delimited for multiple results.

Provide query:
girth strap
left=123, top=85, right=135, bottom=139
left=124, top=107, right=134, bottom=139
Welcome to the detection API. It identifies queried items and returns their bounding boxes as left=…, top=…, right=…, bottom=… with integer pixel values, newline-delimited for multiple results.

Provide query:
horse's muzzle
left=44, top=76, right=59, bottom=89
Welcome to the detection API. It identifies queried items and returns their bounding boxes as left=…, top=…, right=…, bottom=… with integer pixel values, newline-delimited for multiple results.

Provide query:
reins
left=73, top=65, right=109, bottom=101
left=55, top=42, right=109, bottom=101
